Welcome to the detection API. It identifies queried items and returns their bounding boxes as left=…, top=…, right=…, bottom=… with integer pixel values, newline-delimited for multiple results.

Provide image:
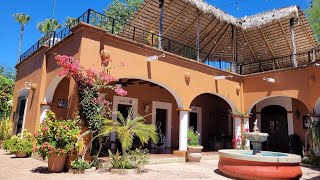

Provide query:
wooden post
left=196, top=9, right=200, bottom=62
left=290, top=18, right=298, bottom=67
left=158, top=0, right=164, bottom=50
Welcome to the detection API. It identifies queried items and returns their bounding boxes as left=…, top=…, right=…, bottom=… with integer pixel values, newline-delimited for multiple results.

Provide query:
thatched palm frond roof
left=123, top=0, right=318, bottom=68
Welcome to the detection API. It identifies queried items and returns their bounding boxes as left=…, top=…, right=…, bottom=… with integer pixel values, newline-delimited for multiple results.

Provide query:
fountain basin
left=218, top=149, right=302, bottom=180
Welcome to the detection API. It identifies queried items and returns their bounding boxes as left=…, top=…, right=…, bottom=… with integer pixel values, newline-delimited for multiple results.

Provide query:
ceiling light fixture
left=214, top=75, right=233, bottom=80
left=146, top=53, right=165, bottom=62
left=263, top=77, right=276, bottom=83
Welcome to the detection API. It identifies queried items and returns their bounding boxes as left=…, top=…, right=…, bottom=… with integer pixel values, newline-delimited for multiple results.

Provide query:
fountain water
left=218, top=119, right=302, bottom=180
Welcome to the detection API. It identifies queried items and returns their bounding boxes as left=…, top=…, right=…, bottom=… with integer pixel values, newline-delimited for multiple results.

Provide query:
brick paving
left=0, top=149, right=319, bottom=180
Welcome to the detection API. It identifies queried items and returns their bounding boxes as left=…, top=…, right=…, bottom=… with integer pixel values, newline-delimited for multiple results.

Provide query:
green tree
left=103, top=0, right=142, bottom=33
left=0, top=70, right=14, bottom=118
left=100, top=108, right=158, bottom=152
left=13, top=13, right=31, bottom=64
left=306, top=0, right=320, bottom=41
left=37, top=18, right=62, bottom=34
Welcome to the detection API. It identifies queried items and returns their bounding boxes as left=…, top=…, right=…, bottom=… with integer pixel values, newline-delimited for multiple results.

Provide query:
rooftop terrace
left=19, top=2, right=320, bottom=75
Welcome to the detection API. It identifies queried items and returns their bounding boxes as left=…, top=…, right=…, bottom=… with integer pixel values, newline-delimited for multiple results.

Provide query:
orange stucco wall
left=11, top=23, right=320, bottom=147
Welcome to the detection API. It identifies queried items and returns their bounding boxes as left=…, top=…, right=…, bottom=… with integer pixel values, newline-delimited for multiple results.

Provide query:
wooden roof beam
left=176, top=12, right=204, bottom=41
left=188, top=17, right=217, bottom=45
left=241, top=29, right=257, bottom=60
left=278, top=20, right=293, bottom=52
left=200, top=22, right=226, bottom=52
left=297, top=15, right=317, bottom=47
left=259, top=28, right=275, bottom=59
left=130, top=0, right=152, bottom=25
left=163, top=3, right=191, bottom=35
left=147, top=0, right=177, bottom=31
left=203, top=24, right=231, bottom=61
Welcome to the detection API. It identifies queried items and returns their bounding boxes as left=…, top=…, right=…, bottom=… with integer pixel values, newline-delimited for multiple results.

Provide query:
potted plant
left=70, top=158, right=91, bottom=174
left=187, top=127, right=203, bottom=162
left=9, top=129, right=33, bottom=158
left=34, top=111, right=80, bottom=173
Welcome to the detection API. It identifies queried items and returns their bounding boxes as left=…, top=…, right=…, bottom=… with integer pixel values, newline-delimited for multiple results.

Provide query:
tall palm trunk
left=16, top=25, right=24, bottom=64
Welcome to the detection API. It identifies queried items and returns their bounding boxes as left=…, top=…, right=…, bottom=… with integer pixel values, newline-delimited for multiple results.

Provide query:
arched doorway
left=105, top=78, right=181, bottom=152
left=261, top=105, right=288, bottom=152
left=190, top=93, right=234, bottom=151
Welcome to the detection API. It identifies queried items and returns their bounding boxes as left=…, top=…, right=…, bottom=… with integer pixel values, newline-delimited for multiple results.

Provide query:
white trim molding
left=151, top=101, right=172, bottom=148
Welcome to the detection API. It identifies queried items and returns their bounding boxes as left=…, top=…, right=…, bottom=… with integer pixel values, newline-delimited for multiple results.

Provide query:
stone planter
left=187, top=146, right=203, bottom=162
left=48, top=154, right=67, bottom=173
left=15, top=151, right=28, bottom=158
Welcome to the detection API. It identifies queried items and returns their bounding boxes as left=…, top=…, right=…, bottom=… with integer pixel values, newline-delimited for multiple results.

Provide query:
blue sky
left=0, top=0, right=312, bottom=69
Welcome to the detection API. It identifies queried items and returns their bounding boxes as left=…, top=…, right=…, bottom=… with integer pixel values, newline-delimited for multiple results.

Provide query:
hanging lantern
left=100, top=49, right=111, bottom=61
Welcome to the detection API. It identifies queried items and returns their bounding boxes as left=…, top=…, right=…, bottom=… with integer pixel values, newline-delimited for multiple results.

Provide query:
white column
left=179, top=111, right=189, bottom=151
left=256, top=114, right=261, bottom=130
left=244, top=117, right=250, bottom=147
left=233, top=117, right=241, bottom=140
left=287, top=112, right=294, bottom=135
left=40, top=105, right=51, bottom=123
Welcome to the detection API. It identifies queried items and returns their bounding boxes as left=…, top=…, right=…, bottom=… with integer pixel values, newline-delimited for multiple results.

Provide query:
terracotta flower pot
left=187, top=146, right=203, bottom=162
left=48, top=154, right=67, bottom=173
left=0, top=141, right=4, bottom=149
left=15, top=151, right=28, bottom=158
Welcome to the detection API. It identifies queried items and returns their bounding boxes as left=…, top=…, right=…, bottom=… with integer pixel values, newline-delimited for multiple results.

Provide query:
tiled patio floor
left=0, top=149, right=319, bottom=180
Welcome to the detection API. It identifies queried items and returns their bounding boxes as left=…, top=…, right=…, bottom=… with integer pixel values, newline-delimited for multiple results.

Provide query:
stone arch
left=189, top=92, right=238, bottom=112
left=40, top=75, right=67, bottom=123
left=115, top=76, right=184, bottom=109
left=314, top=97, right=320, bottom=115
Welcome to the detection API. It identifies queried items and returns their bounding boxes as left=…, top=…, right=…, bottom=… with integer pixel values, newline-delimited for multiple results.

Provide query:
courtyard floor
left=0, top=150, right=319, bottom=180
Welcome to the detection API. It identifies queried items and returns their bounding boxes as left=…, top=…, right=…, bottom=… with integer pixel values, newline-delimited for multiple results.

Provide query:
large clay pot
left=15, top=151, right=28, bottom=158
left=187, top=146, right=203, bottom=162
left=48, top=154, right=67, bottom=173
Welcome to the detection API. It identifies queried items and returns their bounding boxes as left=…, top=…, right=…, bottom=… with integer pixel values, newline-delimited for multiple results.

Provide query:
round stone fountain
left=218, top=120, right=302, bottom=180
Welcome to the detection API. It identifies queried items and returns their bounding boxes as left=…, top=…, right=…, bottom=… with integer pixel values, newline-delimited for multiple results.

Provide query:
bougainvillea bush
left=34, top=111, right=80, bottom=159
left=55, top=54, right=127, bottom=131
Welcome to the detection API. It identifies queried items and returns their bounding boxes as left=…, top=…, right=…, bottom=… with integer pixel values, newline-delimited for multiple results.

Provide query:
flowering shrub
left=187, top=127, right=200, bottom=146
left=34, top=111, right=80, bottom=159
left=232, top=128, right=249, bottom=150
left=55, top=54, right=127, bottom=131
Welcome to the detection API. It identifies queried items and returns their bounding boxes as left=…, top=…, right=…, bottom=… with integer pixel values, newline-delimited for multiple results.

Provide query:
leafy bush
left=34, top=111, right=80, bottom=159
left=302, top=150, right=320, bottom=166
left=187, top=127, right=200, bottom=146
left=4, top=138, right=13, bottom=152
left=4, top=129, right=33, bottom=155
left=9, top=130, right=33, bottom=154
left=108, top=148, right=149, bottom=170
left=0, top=117, right=13, bottom=141
left=70, top=158, right=90, bottom=170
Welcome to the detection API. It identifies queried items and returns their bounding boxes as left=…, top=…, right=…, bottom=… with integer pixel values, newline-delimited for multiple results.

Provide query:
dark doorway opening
left=16, top=97, right=27, bottom=134
left=117, top=104, right=132, bottom=121
left=155, top=108, right=167, bottom=146
left=189, top=112, right=198, bottom=131
left=261, top=105, right=289, bottom=153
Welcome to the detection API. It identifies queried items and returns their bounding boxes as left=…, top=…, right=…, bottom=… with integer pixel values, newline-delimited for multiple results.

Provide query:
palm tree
left=13, top=13, right=31, bottom=64
left=37, top=18, right=62, bottom=34
left=64, top=17, right=76, bottom=26
left=100, top=108, right=158, bottom=152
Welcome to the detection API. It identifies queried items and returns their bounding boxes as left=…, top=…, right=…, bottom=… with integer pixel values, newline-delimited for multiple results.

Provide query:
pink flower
left=114, top=86, right=127, bottom=96
left=236, top=138, right=241, bottom=142
left=245, top=128, right=249, bottom=133
left=42, top=127, right=48, bottom=131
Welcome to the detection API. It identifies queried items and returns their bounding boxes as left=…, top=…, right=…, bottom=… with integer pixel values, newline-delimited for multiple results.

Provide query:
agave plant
left=100, top=108, right=158, bottom=153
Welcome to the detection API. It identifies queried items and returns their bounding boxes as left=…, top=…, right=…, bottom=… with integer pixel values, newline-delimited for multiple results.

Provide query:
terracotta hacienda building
left=11, top=0, right=320, bottom=155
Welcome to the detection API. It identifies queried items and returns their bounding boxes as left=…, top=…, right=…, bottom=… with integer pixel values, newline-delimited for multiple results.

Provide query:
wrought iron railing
left=236, top=49, right=318, bottom=75
left=19, top=9, right=201, bottom=63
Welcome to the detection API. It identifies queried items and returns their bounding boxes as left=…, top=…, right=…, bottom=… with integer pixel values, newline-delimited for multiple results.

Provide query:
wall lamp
left=146, top=53, right=165, bottom=62
left=214, top=75, right=233, bottom=80
left=263, top=77, right=276, bottom=83
left=25, top=82, right=37, bottom=91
